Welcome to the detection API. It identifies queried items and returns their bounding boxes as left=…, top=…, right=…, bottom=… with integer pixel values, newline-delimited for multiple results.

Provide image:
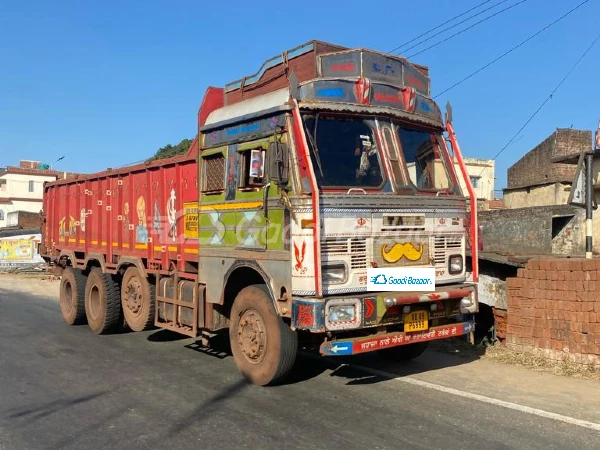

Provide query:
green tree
left=153, top=138, right=194, bottom=160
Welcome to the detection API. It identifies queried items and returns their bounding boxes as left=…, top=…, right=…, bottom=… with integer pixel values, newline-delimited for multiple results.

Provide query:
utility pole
left=587, top=121, right=600, bottom=259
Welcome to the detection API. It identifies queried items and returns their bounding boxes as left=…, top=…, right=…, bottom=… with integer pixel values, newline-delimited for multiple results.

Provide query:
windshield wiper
left=304, top=114, right=324, bottom=178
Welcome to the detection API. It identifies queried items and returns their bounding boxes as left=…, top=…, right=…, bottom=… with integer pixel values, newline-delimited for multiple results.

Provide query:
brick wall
left=505, top=257, right=600, bottom=367
left=507, top=129, right=591, bottom=190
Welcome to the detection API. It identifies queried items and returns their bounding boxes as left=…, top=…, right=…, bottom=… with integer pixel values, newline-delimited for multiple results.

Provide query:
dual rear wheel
left=58, top=266, right=155, bottom=334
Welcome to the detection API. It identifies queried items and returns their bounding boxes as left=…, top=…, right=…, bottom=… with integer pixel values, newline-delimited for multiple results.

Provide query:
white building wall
left=453, top=158, right=495, bottom=201
left=0, top=172, right=56, bottom=228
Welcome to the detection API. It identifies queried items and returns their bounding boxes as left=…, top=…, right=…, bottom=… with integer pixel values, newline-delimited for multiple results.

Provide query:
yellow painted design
left=168, top=246, right=178, bottom=252
left=154, top=246, right=163, bottom=252
left=79, top=239, right=85, bottom=244
left=135, top=243, right=147, bottom=249
left=199, top=201, right=263, bottom=211
left=123, top=243, right=130, bottom=248
left=91, top=240, right=98, bottom=245
left=184, top=248, right=199, bottom=254
left=382, top=243, right=424, bottom=263
left=68, top=238, right=76, bottom=243
left=101, top=241, right=107, bottom=246
left=183, top=202, right=198, bottom=239
left=112, top=242, right=119, bottom=247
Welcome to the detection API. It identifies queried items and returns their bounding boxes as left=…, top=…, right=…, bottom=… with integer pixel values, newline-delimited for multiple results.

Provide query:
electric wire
left=406, top=0, right=531, bottom=59
left=389, top=0, right=499, bottom=54
left=478, top=30, right=600, bottom=177
left=434, top=0, right=593, bottom=98
left=398, top=0, right=518, bottom=56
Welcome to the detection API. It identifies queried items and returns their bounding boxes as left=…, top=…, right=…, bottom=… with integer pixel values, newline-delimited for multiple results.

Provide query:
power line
left=389, top=0, right=497, bottom=54
left=480, top=30, right=600, bottom=176
left=398, top=0, right=516, bottom=56
left=406, top=0, right=530, bottom=59
left=434, top=0, right=593, bottom=98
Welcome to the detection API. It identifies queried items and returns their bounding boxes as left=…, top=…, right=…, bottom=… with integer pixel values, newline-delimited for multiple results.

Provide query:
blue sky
left=1, top=0, right=599, bottom=191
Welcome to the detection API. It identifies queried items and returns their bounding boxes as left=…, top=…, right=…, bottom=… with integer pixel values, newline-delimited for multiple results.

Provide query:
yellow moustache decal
left=381, top=242, right=424, bottom=263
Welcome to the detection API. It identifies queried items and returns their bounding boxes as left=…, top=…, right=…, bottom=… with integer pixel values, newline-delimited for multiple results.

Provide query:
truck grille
left=434, top=235, right=463, bottom=266
left=321, top=238, right=367, bottom=269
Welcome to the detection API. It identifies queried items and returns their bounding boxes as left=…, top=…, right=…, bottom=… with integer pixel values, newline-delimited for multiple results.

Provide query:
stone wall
left=505, top=257, right=600, bottom=367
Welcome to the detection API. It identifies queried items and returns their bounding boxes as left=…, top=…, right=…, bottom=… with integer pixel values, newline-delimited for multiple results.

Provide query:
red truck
left=41, top=40, right=479, bottom=385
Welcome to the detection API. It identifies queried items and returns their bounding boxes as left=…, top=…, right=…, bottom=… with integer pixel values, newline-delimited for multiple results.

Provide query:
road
left=0, top=276, right=599, bottom=450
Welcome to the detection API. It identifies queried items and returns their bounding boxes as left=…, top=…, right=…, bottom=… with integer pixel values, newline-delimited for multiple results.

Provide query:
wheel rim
left=62, top=280, right=74, bottom=313
left=124, top=277, right=143, bottom=316
left=237, top=308, right=267, bottom=364
left=89, top=285, right=101, bottom=320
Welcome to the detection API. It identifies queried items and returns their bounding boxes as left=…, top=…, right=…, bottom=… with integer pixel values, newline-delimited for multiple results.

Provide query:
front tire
left=120, top=266, right=155, bottom=332
left=229, top=285, right=297, bottom=386
left=59, top=267, right=87, bottom=325
left=377, top=342, right=429, bottom=361
left=85, top=268, right=121, bottom=335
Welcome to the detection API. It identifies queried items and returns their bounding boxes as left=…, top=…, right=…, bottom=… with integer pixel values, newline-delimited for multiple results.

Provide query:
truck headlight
left=322, top=262, right=348, bottom=284
left=325, top=298, right=361, bottom=330
left=449, top=255, right=463, bottom=275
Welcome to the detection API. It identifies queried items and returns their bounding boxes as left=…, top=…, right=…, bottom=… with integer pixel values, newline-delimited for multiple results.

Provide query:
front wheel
left=229, top=285, right=297, bottom=386
left=377, top=342, right=429, bottom=361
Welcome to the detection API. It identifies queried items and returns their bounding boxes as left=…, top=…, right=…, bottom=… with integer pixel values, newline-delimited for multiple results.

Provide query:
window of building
left=28, top=180, right=34, bottom=192
left=470, top=176, right=481, bottom=188
left=0, top=179, right=6, bottom=191
left=0, top=209, right=4, bottom=221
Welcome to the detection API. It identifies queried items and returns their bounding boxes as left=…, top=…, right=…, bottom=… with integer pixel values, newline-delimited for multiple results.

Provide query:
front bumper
left=291, top=283, right=477, bottom=332
left=320, top=320, right=475, bottom=356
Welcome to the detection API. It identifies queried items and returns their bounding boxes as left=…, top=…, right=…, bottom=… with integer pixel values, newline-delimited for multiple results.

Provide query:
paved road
left=0, top=282, right=598, bottom=450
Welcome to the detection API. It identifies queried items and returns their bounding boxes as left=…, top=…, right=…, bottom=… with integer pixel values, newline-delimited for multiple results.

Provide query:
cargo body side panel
left=41, top=157, right=200, bottom=273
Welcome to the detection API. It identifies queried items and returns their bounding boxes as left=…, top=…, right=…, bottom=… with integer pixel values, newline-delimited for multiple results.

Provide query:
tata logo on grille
left=381, top=242, right=424, bottom=263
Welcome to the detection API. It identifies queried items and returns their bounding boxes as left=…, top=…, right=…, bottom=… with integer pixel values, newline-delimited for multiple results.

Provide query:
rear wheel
left=85, top=268, right=121, bottom=335
left=121, top=267, right=155, bottom=332
left=59, top=267, right=87, bottom=325
left=377, top=342, right=429, bottom=361
left=229, top=285, right=297, bottom=386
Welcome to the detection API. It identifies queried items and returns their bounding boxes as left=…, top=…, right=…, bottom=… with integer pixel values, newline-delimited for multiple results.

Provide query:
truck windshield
left=396, top=127, right=457, bottom=193
left=303, top=115, right=385, bottom=189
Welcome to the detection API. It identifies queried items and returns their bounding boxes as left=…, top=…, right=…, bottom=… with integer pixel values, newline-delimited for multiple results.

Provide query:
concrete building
left=503, top=129, right=591, bottom=208
left=455, top=157, right=495, bottom=201
left=0, top=160, right=65, bottom=229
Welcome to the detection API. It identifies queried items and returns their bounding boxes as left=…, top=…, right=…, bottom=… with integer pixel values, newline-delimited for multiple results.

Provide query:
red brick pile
left=505, top=257, right=600, bottom=367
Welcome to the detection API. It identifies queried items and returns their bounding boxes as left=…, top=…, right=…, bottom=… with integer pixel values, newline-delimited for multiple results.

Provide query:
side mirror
left=445, top=101, right=453, bottom=125
left=268, top=141, right=289, bottom=185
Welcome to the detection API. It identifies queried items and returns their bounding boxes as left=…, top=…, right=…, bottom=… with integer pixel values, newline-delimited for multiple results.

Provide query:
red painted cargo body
left=41, top=146, right=199, bottom=275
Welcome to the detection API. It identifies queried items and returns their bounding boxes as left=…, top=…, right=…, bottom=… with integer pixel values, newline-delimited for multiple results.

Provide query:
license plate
left=404, top=310, right=429, bottom=332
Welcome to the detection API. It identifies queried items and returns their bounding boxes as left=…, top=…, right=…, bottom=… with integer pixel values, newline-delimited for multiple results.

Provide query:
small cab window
left=0, top=180, right=6, bottom=191
left=239, top=148, right=266, bottom=189
left=29, top=180, right=34, bottom=192
left=0, top=209, right=4, bottom=221
left=201, top=153, right=226, bottom=193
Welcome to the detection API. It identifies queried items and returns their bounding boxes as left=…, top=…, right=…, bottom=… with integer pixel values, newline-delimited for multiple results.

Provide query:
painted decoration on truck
left=58, top=215, right=76, bottom=239
left=167, top=189, right=177, bottom=241
left=294, top=240, right=307, bottom=274
left=203, top=114, right=286, bottom=147
left=136, top=196, right=148, bottom=244
left=381, top=242, right=424, bottom=263
left=183, top=202, right=199, bottom=239
left=123, top=202, right=130, bottom=234
left=80, top=208, right=86, bottom=232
